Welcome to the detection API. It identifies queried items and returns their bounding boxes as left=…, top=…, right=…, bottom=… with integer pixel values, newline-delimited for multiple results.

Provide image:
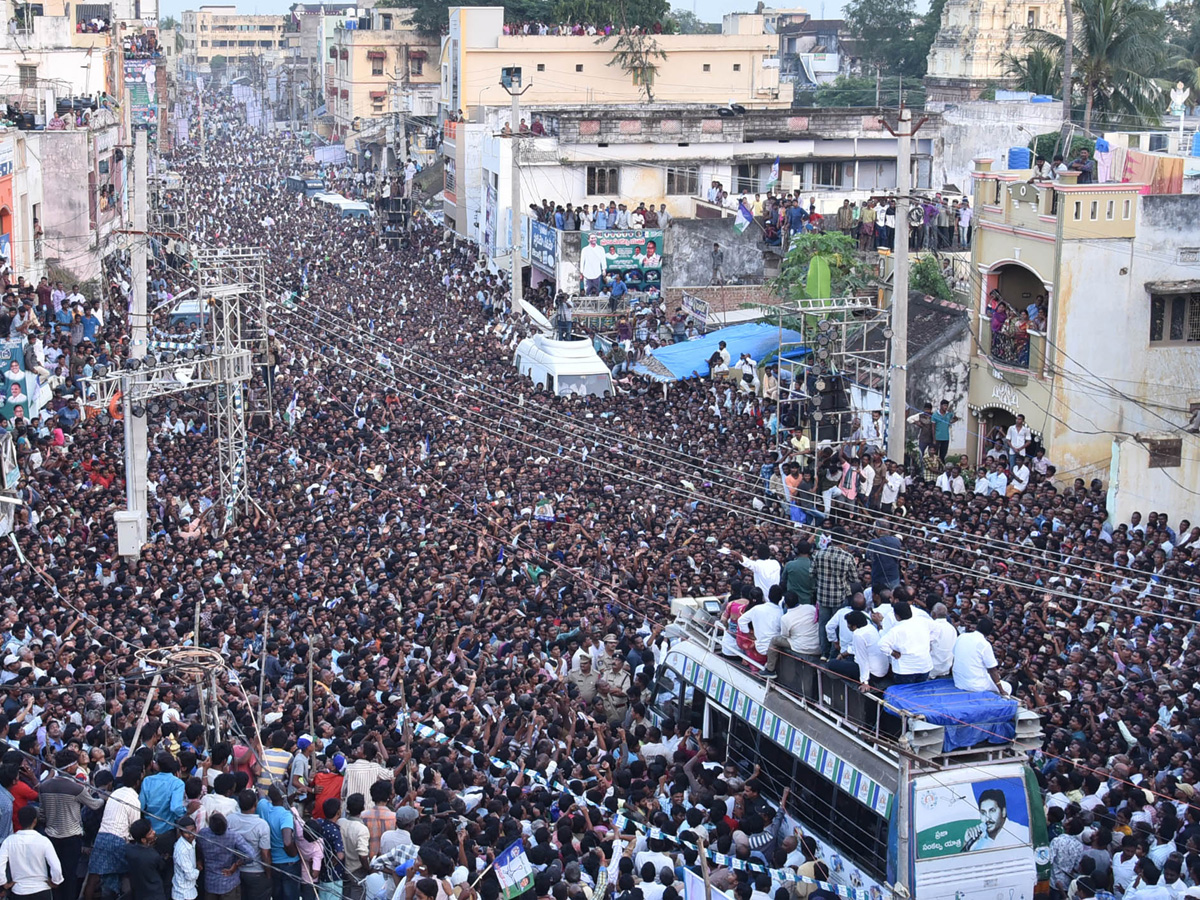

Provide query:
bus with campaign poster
left=651, top=603, right=1050, bottom=900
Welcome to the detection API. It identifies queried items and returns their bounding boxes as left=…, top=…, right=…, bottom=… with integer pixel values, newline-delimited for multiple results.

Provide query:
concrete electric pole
left=501, top=68, right=530, bottom=305
left=114, top=128, right=151, bottom=555
left=883, top=107, right=926, bottom=464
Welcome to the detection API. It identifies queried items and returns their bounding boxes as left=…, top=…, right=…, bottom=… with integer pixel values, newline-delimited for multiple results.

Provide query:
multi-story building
left=966, top=158, right=1200, bottom=521
left=925, top=0, right=1063, bottom=101
left=777, top=17, right=859, bottom=86
left=444, top=103, right=940, bottom=248
left=442, top=8, right=793, bottom=117
left=180, top=6, right=288, bottom=76
left=327, top=7, right=440, bottom=146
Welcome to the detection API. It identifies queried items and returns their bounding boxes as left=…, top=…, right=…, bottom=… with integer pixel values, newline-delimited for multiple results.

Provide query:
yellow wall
left=458, top=33, right=791, bottom=114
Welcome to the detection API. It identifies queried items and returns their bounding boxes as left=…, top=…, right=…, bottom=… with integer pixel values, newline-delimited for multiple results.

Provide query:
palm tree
left=1029, top=0, right=1171, bottom=131
left=1002, top=46, right=1062, bottom=97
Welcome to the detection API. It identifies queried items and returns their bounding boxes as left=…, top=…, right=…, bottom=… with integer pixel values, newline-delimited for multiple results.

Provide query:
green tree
left=809, top=74, right=926, bottom=107
left=601, top=29, right=667, bottom=101
left=843, top=0, right=923, bottom=77
left=158, top=14, right=179, bottom=29
left=666, top=6, right=716, bottom=34
left=1028, top=0, right=1173, bottom=130
left=210, top=55, right=227, bottom=78
left=911, top=0, right=947, bottom=75
left=1002, top=46, right=1062, bottom=96
left=774, top=231, right=875, bottom=301
left=388, top=0, right=671, bottom=36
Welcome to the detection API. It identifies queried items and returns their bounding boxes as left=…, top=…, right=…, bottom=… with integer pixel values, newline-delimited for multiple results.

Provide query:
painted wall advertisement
left=0, top=138, right=12, bottom=270
left=124, top=59, right=159, bottom=126
left=579, top=229, right=663, bottom=290
left=483, top=182, right=498, bottom=258
left=529, top=219, right=557, bottom=273
left=914, top=777, right=1029, bottom=859
left=0, top=339, right=44, bottom=426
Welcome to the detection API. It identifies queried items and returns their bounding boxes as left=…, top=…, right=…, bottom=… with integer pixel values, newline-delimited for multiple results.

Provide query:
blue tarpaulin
left=633, top=322, right=805, bottom=382
left=884, top=679, right=1018, bottom=752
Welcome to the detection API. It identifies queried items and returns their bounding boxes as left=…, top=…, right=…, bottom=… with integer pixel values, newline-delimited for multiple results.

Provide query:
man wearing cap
left=379, top=806, right=417, bottom=855
left=289, top=734, right=315, bottom=806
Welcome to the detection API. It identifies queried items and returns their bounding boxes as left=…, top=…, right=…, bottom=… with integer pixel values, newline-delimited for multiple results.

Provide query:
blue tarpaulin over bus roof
left=633, top=322, right=806, bottom=382
left=884, top=679, right=1019, bottom=752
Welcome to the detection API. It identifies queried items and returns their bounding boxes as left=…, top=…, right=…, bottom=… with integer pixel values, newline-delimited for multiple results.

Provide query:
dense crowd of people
left=0, top=92, right=1195, bottom=900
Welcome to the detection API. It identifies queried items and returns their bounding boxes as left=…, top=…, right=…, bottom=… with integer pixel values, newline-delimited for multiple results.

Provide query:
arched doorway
left=977, top=407, right=1015, bottom=464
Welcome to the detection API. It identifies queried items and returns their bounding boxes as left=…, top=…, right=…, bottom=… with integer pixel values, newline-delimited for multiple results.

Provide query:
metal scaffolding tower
left=193, top=247, right=269, bottom=527
left=83, top=245, right=266, bottom=555
left=772, top=296, right=893, bottom=458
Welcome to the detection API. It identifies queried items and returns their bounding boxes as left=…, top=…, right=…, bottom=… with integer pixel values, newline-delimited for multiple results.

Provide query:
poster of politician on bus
left=579, top=229, right=663, bottom=291
left=913, top=777, right=1029, bottom=858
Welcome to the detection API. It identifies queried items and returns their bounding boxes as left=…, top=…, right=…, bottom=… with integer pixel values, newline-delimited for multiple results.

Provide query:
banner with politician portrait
left=579, top=229, right=663, bottom=291
left=913, top=777, right=1029, bottom=859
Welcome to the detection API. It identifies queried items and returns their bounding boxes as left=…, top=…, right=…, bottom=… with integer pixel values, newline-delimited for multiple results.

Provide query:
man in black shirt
left=125, top=820, right=168, bottom=900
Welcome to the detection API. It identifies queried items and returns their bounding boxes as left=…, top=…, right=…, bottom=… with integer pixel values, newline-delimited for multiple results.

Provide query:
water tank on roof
left=1008, top=146, right=1032, bottom=170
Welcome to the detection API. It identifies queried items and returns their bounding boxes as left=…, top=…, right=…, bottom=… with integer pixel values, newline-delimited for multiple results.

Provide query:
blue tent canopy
left=633, top=322, right=806, bottom=382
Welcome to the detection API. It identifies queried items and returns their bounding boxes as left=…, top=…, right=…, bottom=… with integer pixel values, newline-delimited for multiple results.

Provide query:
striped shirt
left=259, top=748, right=294, bottom=793
left=340, top=761, right=391, bottom=803
left=37, top=775, right=104, bottom=839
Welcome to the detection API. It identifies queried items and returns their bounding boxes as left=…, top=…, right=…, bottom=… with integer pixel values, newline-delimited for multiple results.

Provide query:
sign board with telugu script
left=681, top=292, right=710, bottom=326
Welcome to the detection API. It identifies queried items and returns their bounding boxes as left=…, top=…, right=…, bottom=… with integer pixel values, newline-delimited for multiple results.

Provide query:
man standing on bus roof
left=734, top=545, right=781, bottom=600
left=826, top=610, right=888, bottom=692
left=812, top=535, right=860, bottom=659
left=962, top=788, right=1009, bottom=852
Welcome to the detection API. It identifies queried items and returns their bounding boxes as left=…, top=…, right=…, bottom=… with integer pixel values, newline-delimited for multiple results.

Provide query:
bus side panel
left=910, top=769, right=1037, bottom=900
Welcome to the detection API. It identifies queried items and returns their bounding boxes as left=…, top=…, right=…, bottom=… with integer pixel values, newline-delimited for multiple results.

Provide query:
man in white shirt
left=734, top=545, right=781, bottom=599
left=1, top=806, right=63, bottom=899
left=935, top=466, right=966, bottom=495
left=928, top=603, right=958, bottom=678
left=763, top=594, right=820, bottom=694
left=880, top=460, right=904, bottom=513
left=579, top=234, right=607, bottom=296
left=1009, top=456, right=1031, bottom=495
left=1005, top=414, right=1032, bottom=457
left=877, top=602, right=933, bottom=683
left=738, top=598, right=782, bottom=660
left=985, top=462, right=1008, bottom=497
left=825, top=593, right=867, bottom=655
left=952, top=618, right=1008, bottom=694
left=827, top=611, right=890, bottom=689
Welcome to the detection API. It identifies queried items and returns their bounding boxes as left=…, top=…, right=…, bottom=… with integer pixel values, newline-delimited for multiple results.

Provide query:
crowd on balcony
left=501, top=21, right=667, bottom=36
left=528, top=199, right=674, bottom=232
left=76, top=16, right=111, bottom=33
left=988, top=290, right=1050, bottom=369
left=122, top=33, right=163, bottom=58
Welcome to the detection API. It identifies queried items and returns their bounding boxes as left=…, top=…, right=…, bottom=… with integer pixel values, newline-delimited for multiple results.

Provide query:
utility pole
left=198, top=81, right=206, bottom=162
left=500, top=69, right=530, bottom=305
left=883, top=107, right=926, bottom=464
left=116, top=128, right=150, bottom=558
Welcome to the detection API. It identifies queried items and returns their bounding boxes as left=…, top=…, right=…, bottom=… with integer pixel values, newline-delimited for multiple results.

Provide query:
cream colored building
left=181, top=6, right=289, bottom=72
left=327, top=8, right=440, bottom=139
left=442, top=7, right=792, bottom=118
left=925, top=0, right=1062, bottom=101
left=967, top=159, right=1200, bottom=522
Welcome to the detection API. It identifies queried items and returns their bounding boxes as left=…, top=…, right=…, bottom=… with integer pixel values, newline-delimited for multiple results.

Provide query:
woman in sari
left=990, top=301, right=1012, bottom=361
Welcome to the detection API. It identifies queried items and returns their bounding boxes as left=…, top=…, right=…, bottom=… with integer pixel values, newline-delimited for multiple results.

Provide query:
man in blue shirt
left=931, top=399, right=958, bottom=461
left=139, top=752, right=186, bottom=835
left=258, top=785, right=300, bottom=900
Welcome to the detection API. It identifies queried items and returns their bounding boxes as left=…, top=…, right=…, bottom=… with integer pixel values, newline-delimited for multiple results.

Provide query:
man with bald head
left=929, top=601, right=957, bottom=678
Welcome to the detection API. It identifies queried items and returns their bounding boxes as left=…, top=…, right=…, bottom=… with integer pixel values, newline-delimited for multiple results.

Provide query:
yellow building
left=181, top=6, right=289, bottom=72
left=966, top=158, right=1200, bottom=522
left=925, top=0, right=1063, bottom=101
left=327, top=9, right=440, bottom=140
left=442, top=7, right=793, bottom=118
